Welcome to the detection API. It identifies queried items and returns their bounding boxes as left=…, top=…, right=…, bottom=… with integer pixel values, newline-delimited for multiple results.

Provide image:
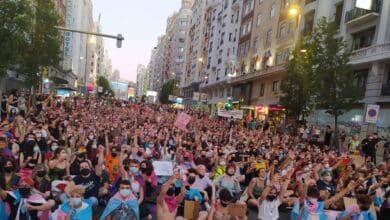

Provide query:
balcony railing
left=228, top=64, right=285, bottom=84
left=349, top=42, right=390, bottom=64
left=345, top=0, right=381, bottom=23
left=382, top=84, right=390, bottom=96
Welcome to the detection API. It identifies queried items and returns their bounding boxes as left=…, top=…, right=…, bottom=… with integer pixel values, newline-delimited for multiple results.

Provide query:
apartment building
left=136, top=65, right=149, bottom=96
left=198, top=0, right=243, bottom=112
left=182, top=0, right=208, bottom=103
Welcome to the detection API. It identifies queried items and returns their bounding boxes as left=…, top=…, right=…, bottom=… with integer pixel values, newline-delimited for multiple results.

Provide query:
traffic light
left=116, top=34, right=124, bottom=48
left=225, top=100, right=233, bottom=110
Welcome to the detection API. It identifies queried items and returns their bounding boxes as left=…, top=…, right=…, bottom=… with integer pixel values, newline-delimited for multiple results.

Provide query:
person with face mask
left=70, top=148, right=91, bottom=176
left=99, top=179, right=140, bottom=220
left=0, top=159, right=21, bottom=192
left=71, top=156, right=103, bottom=208
left=207, top=188, right=234, bottom=220
left=104, top=130, right=121, bottom=183
left=316, top=170, right=336, bottom=196
left=54, top=182, right=92, bottom=220
left=258, top=171, right=292, bottom=220
left=117, top=157, right=144, bottom=204
left=33, top=165, right=51, bottom=199
left=291, top=178, right=357, bottom=220
left=156, top=175, right=185, bottom=220
left=5, top=178, right=55, bottom=220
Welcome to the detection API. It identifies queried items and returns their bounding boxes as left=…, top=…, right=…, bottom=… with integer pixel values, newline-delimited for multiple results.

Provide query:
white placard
left=193, top=92, right=200, bottom=101
left=218, top=109, right=243, bottom=119
left=365, top=104, right=380, bottom=124
left=152, top=161, right=174, bottom=176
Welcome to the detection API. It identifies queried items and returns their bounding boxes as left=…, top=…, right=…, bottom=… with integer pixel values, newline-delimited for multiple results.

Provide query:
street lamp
left=288, top=5, right=302, bottom=42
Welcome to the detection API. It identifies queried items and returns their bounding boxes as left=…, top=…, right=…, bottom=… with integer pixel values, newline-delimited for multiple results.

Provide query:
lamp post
left=288, top=5, right=302, bottom=42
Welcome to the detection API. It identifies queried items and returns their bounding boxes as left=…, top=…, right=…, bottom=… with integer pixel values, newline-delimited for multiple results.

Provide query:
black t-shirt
left=316, top=179, right=336, bottom=196
left=73, top=172, right=101, bottom=198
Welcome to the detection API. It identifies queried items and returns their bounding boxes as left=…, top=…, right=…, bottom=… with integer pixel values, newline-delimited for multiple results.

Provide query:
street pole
left=84, top=36, right=89, bottom=98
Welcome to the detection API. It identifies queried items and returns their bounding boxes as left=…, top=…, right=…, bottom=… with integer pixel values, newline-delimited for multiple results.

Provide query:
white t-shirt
left=258, top=198, right=281, bottom=220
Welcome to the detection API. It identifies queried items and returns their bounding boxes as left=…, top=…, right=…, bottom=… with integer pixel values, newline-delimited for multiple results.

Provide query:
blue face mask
left=120, top=189, right=131, bottom=197
left=168, top=140, right=174, bottom=146
left=130, top=167, right=139, bottom=174
left=144, top=143, right=149, bottom=148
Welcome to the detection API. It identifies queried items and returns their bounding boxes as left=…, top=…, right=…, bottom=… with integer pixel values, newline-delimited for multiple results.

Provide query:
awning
left=56, top=87, right=77, bottom=91
left=50, top=76, right=68, bottom=85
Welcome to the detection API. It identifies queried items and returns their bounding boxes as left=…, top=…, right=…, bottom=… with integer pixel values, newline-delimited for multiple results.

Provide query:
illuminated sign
left=63, top=0, right=73, bottom=70
left=355, top=0, right=372, bottom=10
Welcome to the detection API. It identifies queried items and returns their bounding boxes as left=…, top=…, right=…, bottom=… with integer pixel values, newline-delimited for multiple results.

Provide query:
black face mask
left=111, top=152, right=117, bottom=157
left=220, top=201, right=229, bottom=207
left=37, top=171, right=46, bottom=178
left=188, top=176, right=196, bottom=184
left=183, top=156, right=189, bottom=161
left=266, top=195, right=277, bottom=201
left=201, top=155, right=206, bottom=158
left=80, top=168, right=91, bottom=176
left=167, top=186, right=176, bottom=196
left=360, top=205, right=370, bottom=211
left=19, top=187, right=31, bottom=198
left=382, top=184, right=389, bottom=189
left=77, top=154, right=85, bottom=160
left=198, top=174, right=204, bottom=179
left=227, top=172, right=235, bottom=177
left=137, top=151, right=143, bottom=157
left=4, top=166, right=14, bottom=173
left=124, top=166, right=130, bottom=171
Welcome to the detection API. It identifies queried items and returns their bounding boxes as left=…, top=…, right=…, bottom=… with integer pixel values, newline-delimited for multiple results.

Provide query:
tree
left=159, top=80, right=180, bottom=104
left=309, top=18, right=362, bottom=150
left=96, top=76, right=114, bottom=97
left=0, top=0, right=33, bottom=80
left=280, top=39, right=316, bottom=123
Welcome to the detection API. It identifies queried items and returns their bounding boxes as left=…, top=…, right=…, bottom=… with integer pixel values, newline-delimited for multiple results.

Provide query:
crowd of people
left=0, top=92, right=389, bottom=220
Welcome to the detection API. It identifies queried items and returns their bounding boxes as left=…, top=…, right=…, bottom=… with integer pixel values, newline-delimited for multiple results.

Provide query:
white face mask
left=33, top=146, right=40, bottom=153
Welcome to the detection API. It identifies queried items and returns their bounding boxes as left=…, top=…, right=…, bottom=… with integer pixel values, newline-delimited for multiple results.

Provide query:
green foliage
left=159, top=80, right=180, bottom=104
left=280, top=39, right=316, bottom=122
left=310, top=18, right=362, bottom=117
left=96, top=76, right=114, bottom=97
left=0, top=0, right=33, bottom=79
left=21, top=0, right=61, bottom=86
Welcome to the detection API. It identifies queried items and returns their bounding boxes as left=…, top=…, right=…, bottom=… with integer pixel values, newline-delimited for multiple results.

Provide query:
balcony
left=382, top=84, right=390, bottom=96
left=228, top=64, right=285, bottom=84
left=345, top=0, right=381, bottom=25
left=349, top=42, right=390, bottom=65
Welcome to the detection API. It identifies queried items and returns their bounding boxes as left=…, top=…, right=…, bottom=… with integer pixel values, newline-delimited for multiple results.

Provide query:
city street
left=1, top=0, right=390, bottom=220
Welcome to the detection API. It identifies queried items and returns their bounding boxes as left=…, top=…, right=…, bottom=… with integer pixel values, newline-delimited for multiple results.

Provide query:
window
left=179, top=47, right=184, bottom=52
left=334, top=3, right=344, bottom=27
left=270, top=4, right=275, bottom=17
left=253, top=36, right=258, bottom=52
left=229, top=33, right=233, bottom=41
left=279, top=23, right=287, bottom=38
left=260, top=83, right=265, bottom=96
left=265, top=29, right=272, bottom=46
left=247, top=22, right=252, bottom=33
left=303, top=11, right=315, bottom=35
left=259, top=0, right=264, bottom=5
left=256, top=13, right=262, bottom=27
left=181, top=20, right=187, bottom=26
left=355, top=69, right=368, bottom=90
left=272, top=81, right=279, bottom=92
left=352, top=28, right=376, bottom=50
left=227, top=48, right=230, bottom=56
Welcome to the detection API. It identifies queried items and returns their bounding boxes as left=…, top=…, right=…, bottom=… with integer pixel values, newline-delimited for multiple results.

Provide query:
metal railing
left=345, top=0, right=381, bottom=23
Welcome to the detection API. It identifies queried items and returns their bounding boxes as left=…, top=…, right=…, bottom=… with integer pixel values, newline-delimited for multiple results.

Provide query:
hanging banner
left=218, top=109, right=243, bottom=119
left=200, top=93, right=208, bottom=102
left=365, top=104, right=380, bottom=124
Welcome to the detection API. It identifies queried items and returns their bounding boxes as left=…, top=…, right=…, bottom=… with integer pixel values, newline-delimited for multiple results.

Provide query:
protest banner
left=174, top=112, right=192, bottom=131
left=152, top=161, right=174, bottom=176
left=217, top=109, right=243, bottom=119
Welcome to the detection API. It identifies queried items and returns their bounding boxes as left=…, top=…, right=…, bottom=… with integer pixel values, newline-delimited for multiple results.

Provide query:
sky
left=92, top=0, right=182, bottom=82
